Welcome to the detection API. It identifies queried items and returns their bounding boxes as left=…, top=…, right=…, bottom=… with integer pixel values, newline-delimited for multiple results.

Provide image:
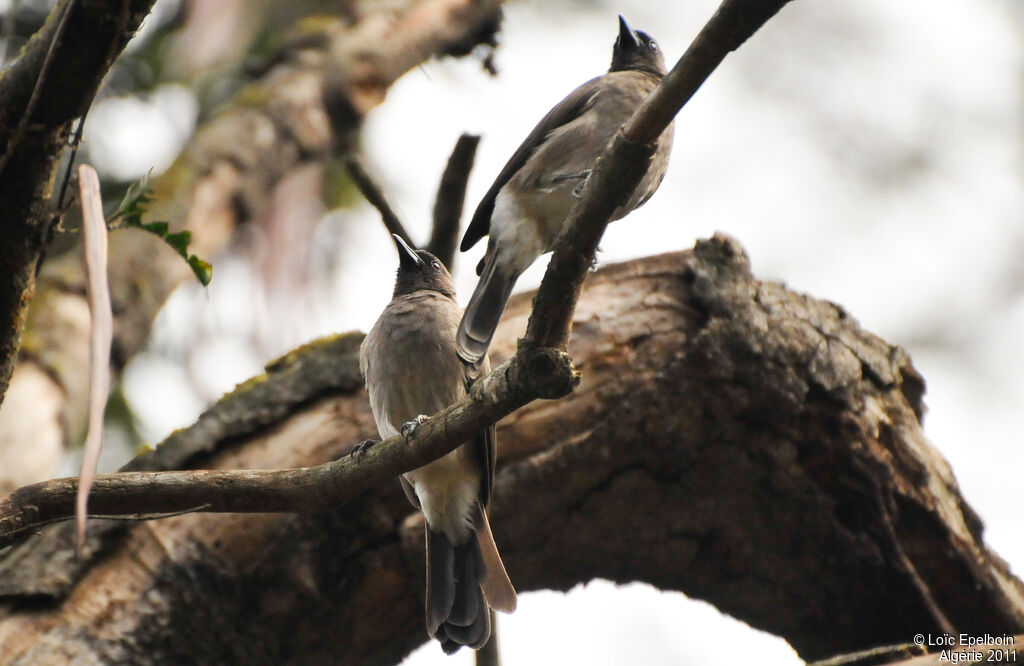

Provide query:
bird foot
left=400, top=415, right=429, bottom=441
left=571, top=170, right=592, bottom=198
left=350, top=439, right=378, bottom=461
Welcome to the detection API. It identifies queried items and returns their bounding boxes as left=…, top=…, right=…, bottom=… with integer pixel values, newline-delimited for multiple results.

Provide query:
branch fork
left=0, top=0, right=794, bottom=552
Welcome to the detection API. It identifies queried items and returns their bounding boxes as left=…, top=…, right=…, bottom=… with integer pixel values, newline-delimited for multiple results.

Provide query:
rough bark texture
left=0, top=238, right=1020, bottom=664
left=0, top=0, right=155, bottom=409
left=0, top=0, right=504, bottom=492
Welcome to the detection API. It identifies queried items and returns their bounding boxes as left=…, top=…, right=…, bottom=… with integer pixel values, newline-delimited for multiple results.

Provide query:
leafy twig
left=107, top=171, right=212, bottom=286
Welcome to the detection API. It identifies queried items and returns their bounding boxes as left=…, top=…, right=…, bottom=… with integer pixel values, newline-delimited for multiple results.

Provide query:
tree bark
left=0, top=0, right=504, bottom=492
left=0, top=0, right=155, bottom=409
left=0, top=238, right=1019, bottom=664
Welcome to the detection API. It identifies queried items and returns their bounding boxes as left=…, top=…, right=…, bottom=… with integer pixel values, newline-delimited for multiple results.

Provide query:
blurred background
left=2, top=0, right=1021, bottom=663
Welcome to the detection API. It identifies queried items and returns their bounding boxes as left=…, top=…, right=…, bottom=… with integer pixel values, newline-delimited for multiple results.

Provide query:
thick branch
left=0, top=243, right=1020, bottom=664
left=0, top=0, right=505, bottom=491
left=0, top=0, right=155, bottom=406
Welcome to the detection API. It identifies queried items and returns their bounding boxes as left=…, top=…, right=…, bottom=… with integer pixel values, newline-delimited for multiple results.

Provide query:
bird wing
left=460, top=76, right=603, bottom=253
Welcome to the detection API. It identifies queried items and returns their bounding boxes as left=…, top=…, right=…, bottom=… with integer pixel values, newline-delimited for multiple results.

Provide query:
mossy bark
left=0, top=243, right=1019, bottom=664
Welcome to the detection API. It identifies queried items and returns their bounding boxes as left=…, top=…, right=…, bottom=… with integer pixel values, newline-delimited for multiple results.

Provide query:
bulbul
left=457, top=15, right=674, bottom=363
left=360, top=234, right=517, bottom=654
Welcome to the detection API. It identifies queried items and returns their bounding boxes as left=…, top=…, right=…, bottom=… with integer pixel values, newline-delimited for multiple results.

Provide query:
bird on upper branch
left=456, top=15, right=674, bottom=363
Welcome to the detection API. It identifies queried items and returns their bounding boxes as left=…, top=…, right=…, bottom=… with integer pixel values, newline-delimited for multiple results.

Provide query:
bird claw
left=401, top=415, right=429, bottom=441
left=350, top=439, right=378, bottom=461
left=571, top=170, right=592, bottom=198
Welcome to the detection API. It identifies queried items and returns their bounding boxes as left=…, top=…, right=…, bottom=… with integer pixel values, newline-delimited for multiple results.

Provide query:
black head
left=392, top=234, right=456, bottom=298
left=609, top=15, right=666, bottom=77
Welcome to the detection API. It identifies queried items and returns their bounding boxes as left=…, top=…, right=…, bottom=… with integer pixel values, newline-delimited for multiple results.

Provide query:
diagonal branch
left=0, top=345, right=575, bottom=549
left=0, top=0, right=506, bottom=494
left=523, top=0, right=794, bottom=350
left=345, top=155, right=414, bottom=250
left=0, top=0, right=791, bottom=547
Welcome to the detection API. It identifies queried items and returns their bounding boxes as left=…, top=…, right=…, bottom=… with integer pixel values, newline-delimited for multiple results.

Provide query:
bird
left=456, top=15, right=674, bottom=364
left=359, top=234, right=517, bottom=654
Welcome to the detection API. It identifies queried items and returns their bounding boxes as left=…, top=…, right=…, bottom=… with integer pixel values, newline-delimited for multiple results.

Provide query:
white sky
left=83, top=0, right=1024, bottom=662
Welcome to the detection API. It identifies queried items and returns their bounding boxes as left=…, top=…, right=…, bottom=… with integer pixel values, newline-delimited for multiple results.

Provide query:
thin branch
left=523, top=0, right=794, bottom=350
left=625, top=0, right=794, bottom=146
left=0, top=0, right=791, bottom=547
left=0, top=348, right=576, bottom=548
left=344, top=155, right=414, bottom=251
left=428, top=133, right=480, bottom=268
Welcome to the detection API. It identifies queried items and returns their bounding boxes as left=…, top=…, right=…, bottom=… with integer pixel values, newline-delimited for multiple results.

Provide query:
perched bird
left=457, top=15, right=674, bottom=363
left=360, top=234, right=517, bottom=654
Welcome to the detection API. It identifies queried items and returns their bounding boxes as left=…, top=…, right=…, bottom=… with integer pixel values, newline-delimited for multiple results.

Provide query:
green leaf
left=108, top=170, right=154, bottom=224
left=163, top=231, right=192, bottom=256
left=104, top=172, right=212, bottom=287
left=141, top=221, right=169, bottom=236
left=188, top=256, right=213, bottom=287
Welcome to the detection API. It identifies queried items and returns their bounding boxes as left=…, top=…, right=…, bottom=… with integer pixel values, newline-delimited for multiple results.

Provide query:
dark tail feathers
left=456, top=254, right=517, bottom=364
left=426, top=528, right=490, bottom=654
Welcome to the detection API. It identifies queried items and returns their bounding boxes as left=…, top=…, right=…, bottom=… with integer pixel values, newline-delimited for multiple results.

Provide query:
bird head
left=392, top=234, right=457, bottom=298
left=609, top=15, right=666, bottom=77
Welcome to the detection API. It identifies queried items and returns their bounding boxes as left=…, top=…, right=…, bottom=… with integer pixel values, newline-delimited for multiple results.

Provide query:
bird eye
left=431, top=261, right=441, bottom=271
left=649, top=42, right=659, bottom=52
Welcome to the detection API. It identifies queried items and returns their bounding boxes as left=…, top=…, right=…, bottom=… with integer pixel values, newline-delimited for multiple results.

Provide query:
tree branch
left=428, top=132, right=480, bottom=267
left=345, top=155, right=414, bottom=249
left=0, top=0, right=794, bottom=576
left=0, top=344, right=575, bottom=549
left=1, top=244, right=1020, bottom=664
left=0, top=0, right=155, bottom=407
left=523, top=0, right=793, bottom=351
left=0, top=0, right=506, bottom=492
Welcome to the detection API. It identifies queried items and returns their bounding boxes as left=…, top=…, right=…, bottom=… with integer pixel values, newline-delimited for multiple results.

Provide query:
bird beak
left=617, top=15, right=639, bottom=48
left=393, top=234, right=423, bottom=267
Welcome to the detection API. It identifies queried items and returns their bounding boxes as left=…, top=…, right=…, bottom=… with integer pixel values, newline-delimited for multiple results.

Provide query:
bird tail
left=425, top=507, right=517, bottom=654
left=426, top=528, right=490, bottom=654
left=456, top=253, right=518, bottom=364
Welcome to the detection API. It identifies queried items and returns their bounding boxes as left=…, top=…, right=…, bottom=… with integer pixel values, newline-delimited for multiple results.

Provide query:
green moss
left=233, top=82, right=273, bottom=109
left=265, top=331, right=363, bottom=372
left=290, top=15, right=345, bottom=39
left=155, top=426, right=188, bottom=449
left=228, top=371, right=271, bottom=397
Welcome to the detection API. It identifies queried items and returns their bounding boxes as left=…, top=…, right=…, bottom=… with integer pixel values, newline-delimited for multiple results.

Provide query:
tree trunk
left=0, top=0, right=504, bottom=492
left=0, top=237, right=1020, bottom=664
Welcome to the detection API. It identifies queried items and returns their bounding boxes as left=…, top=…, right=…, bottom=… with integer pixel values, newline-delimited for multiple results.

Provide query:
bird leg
left=570, top=170, right=593, bottom=198
left=401, top=415, right=430, bottom=441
